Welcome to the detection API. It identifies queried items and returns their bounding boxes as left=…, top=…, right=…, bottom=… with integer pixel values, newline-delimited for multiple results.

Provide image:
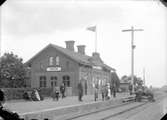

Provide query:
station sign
left=46, top=66, right=61, bottom=72
left=93, top=66, right=102, bottom=70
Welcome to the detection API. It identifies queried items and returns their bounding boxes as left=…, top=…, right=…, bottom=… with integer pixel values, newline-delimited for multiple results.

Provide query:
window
left=56, top=56, right=59, bottom=65
left=51, top=76, right=57, bottom=87
left=63, top=75, right=70, bottom=87
left=49, top=57, right=54, bottom=66
left=39, top=76, right=47, bottom=87
left=66, top=61, right=69, bottom=70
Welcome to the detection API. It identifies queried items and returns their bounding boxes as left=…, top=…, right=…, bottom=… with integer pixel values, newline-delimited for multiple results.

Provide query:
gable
left=25, top=44, right=90, bottom=66
left=25, top=43, right=115, bottom=71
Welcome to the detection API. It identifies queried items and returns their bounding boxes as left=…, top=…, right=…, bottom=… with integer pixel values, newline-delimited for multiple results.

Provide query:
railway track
left=66, top=102, right=147, bottom=120
left=100, top=102, right=148, bottom=120
left=56, top=94, right=164, bottom=120
left=54, top=97, right=143, bottom=120
left=111, top=94, right=166, bottom=120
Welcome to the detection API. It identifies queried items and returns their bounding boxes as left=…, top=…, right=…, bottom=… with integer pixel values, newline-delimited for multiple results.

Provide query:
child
left=52, top=87, right=60, bottom=101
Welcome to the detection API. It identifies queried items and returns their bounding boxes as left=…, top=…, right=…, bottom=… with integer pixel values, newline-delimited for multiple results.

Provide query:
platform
left=4, top=93, right=132, bottom=120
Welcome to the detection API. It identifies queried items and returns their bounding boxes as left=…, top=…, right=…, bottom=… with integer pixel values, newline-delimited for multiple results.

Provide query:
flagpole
left=87, top=26, right=97, bottom=52
left=95, top=26, right=97, bottom=53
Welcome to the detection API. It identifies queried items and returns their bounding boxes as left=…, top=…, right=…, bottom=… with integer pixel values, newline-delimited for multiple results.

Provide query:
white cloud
left=2, top=0, right=124, bottom=37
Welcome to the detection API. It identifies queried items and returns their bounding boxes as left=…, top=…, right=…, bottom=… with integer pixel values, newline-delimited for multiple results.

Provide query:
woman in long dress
left=107, top=83, right=111, bottom=99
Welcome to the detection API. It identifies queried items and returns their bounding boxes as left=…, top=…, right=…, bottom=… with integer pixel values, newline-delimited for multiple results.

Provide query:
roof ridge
left=50, top=43, right=91, bottom=58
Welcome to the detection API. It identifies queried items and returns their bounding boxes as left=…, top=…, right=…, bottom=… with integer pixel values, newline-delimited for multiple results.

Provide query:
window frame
left=51, top=76, right=58, bottom=87
left=62, top=75, right=70, bottom=87
left=56, top=56, right=60, bottom=66
left=49, top=56, right=54, bottom=66
left=39, top=76, right=47, bottom=88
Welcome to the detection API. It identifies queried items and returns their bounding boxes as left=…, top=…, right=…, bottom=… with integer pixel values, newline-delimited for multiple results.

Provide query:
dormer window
left=49, top=57, right=54, bottom=66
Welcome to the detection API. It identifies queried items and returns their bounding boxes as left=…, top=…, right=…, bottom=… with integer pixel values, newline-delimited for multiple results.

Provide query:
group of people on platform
left=22, top=83, right=66, bottom=102
left=52, top=83, right=66, bottom=101
left=23, top=81, right=117, bottom=102
left=77, top=81, right=117, bottom=102
left=23, top=89, right=44, bottom=101
left=94, top=83, right=117, bottom=101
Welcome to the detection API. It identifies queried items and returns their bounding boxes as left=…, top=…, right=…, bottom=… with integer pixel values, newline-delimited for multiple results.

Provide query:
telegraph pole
left=143, top=68, right=145, bottom=86
left=122, top=26, right=143, bottom=93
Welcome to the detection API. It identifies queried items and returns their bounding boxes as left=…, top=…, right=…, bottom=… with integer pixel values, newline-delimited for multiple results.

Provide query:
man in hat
left=77, top=81, right=83, bottom=101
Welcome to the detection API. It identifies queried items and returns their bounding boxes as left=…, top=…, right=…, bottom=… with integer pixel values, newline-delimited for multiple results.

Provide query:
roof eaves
left=103, top=64, right=116, bottom=71
left=24, top=44, right=52, bottom=65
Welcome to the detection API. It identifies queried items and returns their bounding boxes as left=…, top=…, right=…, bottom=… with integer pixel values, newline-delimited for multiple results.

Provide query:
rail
left=58, top=94, right=164, bottom=120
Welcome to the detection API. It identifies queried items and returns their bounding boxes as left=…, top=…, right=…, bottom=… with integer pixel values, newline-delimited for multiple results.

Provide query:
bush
left=1, top=87, right=72, bottom=100
left=3, top=88, right=31, bottom=100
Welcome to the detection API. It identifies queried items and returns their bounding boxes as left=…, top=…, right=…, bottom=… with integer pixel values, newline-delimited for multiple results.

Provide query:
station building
left=25, top=40, right=116, bottom=95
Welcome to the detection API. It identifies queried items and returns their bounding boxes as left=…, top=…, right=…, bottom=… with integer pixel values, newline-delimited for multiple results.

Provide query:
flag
left=87, top=26, right=96, bottom=32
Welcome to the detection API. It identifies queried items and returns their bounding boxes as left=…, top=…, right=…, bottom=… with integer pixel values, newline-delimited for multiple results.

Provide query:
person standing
left=101, top=85, right=106, bottom=101
left=34, top=89, right=41, bottom=101
left=55, top=88, right=60, bottom=101
left=52, top=87, right=59, bottom=101
left=129, top=84, right=133, bottom=95
left=31, top=89, right=40, bottom=101
left=107, top=83, right=111, bottom=99
left=60, top=83, right=66, bottom=98
left=77, top=81, right=83, bottom=101
left=37, top=88, right=44, bottom=101
left=84, top=81, right=87, bottom=95
left=104, top=84, right=108, bottom=100
left=94, top=84, right=99, bottom=101
left=113, top=84, right=117, bottom=98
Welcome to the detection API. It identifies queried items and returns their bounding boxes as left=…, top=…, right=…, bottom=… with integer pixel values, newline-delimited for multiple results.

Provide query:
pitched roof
left=51, top=44, right=91, bottom=66
left=25, top=43, right=115, bottom=71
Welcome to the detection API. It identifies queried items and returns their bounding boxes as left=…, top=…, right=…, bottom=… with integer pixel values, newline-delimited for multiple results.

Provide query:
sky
left=1, top=0, right=167, bottom=87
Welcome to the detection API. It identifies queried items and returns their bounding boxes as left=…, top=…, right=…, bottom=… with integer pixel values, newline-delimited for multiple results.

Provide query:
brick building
left=25, top=40, right=116, bottom=95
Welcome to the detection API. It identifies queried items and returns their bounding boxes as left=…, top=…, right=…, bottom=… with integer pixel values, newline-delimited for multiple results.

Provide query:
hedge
left=1, top=88, right=53, bottom=100
left=1, top=87, right=72, bottom=100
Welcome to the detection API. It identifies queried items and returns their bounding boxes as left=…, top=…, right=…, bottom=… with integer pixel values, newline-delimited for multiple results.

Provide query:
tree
left=121, top=75, right=144, bottom=86
left=121, top=75, right=129, bottom=83
left=135, top=77, right=143, bottom=86
left=0, top=52, right=27, bottom=88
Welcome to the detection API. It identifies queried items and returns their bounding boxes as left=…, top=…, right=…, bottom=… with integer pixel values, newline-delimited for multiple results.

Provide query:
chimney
left=92, top=52, right=103, bottom=63
left=65, top=40, right=75, bottom=51
left=92, top=52, right=100, bottom=58
left=77, top=45, right=85, bottom=55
